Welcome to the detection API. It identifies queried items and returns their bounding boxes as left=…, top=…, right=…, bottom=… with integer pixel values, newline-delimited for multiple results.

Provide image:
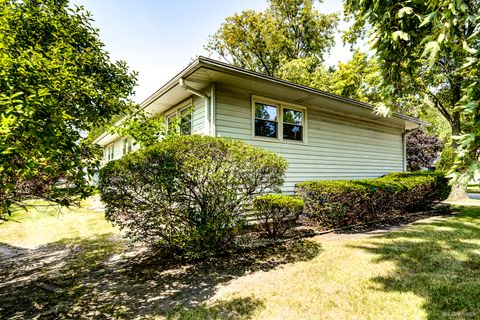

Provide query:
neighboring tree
left=205, top=0, right=338, bottom=77
left=326, top=51, right=383, bottom=104
left=0, top=0, right=137, bottom=218
left=406, top=130, right=443, bottom=171
left=344, top=0, right=480, bottom=199
left=275, top=51, right=386, bottom=106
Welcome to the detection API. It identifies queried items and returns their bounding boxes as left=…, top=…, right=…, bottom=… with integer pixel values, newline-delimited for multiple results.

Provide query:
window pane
left=180, top=109, right=192, bottom=135
left=255, top=103, right=277, bottom=121
left=283, top=124, right=303, bottom=141
left=255, top=119, right=277, bottom=138
left=283, top=108, right=302, bottom=125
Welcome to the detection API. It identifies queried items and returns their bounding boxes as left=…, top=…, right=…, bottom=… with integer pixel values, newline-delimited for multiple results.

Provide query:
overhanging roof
left=94, top=56, right=426, bottom=145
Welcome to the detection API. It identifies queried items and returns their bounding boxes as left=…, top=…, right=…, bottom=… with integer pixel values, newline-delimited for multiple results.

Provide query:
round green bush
left=253, top=194, right=304, bottom=238
left=99, top=135, right=287, bottom=258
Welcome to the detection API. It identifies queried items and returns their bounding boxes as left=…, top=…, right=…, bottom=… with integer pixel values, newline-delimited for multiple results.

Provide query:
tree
left=344, top=0, right=480, bottom=199
left=0, top=0, right=137, bottom=218
left=205, top=0, right=338, bottom=77
left=406, top=130, right=443, bottom=172
left=325, top=51, right=383, bottom=104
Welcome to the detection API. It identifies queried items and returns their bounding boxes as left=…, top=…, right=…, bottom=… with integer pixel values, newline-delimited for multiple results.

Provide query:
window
left=123, top=139, right=133, bottom=155
left=254, top=102, right=278, bottom=138
left=253, top=97, right=305, bottom=142
left=106, top=143, right=114, bottom=161
left=283, top=108, right=303, bottom=141
left=166, top=105, right=192, bottom=135
left=180, top=108, right=192, bottom=135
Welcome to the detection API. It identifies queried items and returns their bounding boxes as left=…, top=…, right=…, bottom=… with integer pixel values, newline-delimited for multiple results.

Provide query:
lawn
left=469, top=185, right=480, bottom=193
left=1, top=201, right=480, bottom=319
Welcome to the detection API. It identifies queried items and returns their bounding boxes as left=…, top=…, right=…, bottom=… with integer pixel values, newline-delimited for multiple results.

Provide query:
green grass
left=468, top=185, right=480, bottom=193
left=0, top=200, right=118, bottom=248
left=1, top=201, right=480, bottom=319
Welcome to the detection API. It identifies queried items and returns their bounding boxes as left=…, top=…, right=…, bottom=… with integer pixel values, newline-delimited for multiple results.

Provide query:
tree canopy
left=205, top=0, right=338, bottom=77
left=0, top=0, right=137, bottom=218
left=344, top=0, right=480, bottom=195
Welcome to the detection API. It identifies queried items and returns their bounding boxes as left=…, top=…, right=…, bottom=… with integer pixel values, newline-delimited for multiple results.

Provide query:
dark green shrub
left=99, top=135, right=287, bottom=258
left=253, top=194, right=304, bottom=238
left=295, top=171, right=450, bottom=228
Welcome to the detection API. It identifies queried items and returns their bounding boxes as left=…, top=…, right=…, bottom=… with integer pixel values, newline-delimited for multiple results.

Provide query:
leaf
left=419, top=12, right=437, bottom=28
left=392, top=31, right=410, bottom=41
left=462, top=101, right=479, bottom=114
left=437, top=33, right=445, bottom=44
left=421, top=41, right=440, bottom=69
left=462, top=41, right=477, bottom=54
left=397, top=7, right=413, bottom=18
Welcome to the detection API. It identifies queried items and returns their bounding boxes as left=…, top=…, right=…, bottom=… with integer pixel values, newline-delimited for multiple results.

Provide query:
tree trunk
left=448, top=111, right=469, bottom=200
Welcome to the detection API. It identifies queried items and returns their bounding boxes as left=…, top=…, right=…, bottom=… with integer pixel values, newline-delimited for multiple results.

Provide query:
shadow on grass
left=353, top=206, right=480, bottom=320
left=0, top=233, right=321, bottom=319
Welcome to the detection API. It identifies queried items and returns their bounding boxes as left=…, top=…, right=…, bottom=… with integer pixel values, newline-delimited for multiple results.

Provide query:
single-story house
left=94, top=56, right=425, bottom=193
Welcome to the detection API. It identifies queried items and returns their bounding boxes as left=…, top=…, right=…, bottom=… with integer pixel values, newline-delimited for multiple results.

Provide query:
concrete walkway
left=469, top=193, right=480, bottom=200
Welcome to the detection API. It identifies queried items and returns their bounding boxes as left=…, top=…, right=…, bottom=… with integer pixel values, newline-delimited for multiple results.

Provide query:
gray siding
left=215, top=85, right=405, bottom=194
left=191, top=95, right=206, bottom=134
left=103, top=94, right=206, bottom=163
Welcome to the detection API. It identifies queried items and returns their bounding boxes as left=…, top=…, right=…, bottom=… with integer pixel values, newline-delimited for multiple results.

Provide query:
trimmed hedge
left=99, top=135, right=287, bottom=258
left=253, top=194, right=304, bottom=238
left=296, top=171, right=450, bottom=228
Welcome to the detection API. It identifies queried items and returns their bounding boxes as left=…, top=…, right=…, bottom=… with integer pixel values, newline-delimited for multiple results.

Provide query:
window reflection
left=255, top=103, right=278, bottom=138
left=283, top=108, right=303, bottom=140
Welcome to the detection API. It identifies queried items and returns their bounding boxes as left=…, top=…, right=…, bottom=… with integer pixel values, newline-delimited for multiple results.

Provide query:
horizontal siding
left=103, top=93, right=207, bottom=164
left=192, top=95, right=206, bottom=134
left=215, top=85, right=405, bottom=194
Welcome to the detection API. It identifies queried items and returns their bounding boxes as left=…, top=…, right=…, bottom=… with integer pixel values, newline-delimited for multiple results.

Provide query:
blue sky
left=71, top=0, right=351, bottom=103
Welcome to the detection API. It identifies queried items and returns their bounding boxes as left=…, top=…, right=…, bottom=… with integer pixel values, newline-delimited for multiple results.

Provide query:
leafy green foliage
left=343, top=0, right=480, bottom=189
left=323, top=51, right=383, bottom=104
left=0, top=0, right=137, bottom=218
left=406, top=129, right=443, bottom=171
left=205, top=0, right=338, bottom=77
left=99, top=135, right=288, bottom=258
left=296, top=172, right=450, bottom=228
left=436, top=146, right=455, bottom=174
left=111, top=111, right=182, bottom=148
left=253, top=194, right=304, bottom=238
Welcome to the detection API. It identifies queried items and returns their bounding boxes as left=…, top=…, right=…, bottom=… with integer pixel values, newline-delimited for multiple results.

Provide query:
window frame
left=253, top=101, right=279, bottom=139
left=105, top=143, right=114, bottom=161
left=251, top=95, right=307, bottom=144
left=123, top=138, right=133, bottom=155
left=165, top=98, right=193, bottom=135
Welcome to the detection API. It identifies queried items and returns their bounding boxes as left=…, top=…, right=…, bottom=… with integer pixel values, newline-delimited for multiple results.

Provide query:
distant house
left=93, top=57, right=425, bottom=193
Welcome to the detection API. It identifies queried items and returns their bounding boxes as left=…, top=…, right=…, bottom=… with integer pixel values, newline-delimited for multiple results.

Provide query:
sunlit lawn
left=469, top=185, right=480, bottom=193
left=0, top=200, right=117, bottom=248
left=1, top=200, right=480, bottom=319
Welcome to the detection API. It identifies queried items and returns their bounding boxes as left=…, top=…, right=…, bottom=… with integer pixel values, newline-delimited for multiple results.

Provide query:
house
left=93, top=57, right=425, bottom=193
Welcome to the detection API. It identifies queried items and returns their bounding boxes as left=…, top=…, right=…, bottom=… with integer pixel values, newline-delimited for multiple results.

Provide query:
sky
left=71, top=0, right=352, bottom=103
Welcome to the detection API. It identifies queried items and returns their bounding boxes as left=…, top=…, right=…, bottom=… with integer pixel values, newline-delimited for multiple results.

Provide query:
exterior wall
left=101, top=94, right=207, bottom=163
left=191, top=95, right=206, bottom=134
left=215, top=85, right=405, bottom=194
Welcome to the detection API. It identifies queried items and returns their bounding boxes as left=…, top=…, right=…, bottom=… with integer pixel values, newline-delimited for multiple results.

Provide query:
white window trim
left=251, top=95, right=307, bottom=144
left=165, top=98, right=193, bottom=133
left=123, top=138, right=133, bottom=155
left=106, top=143, right=114, bottom=161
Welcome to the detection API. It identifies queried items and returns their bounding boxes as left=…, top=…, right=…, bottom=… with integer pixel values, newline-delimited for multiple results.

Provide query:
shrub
left=406, top=129, right=443, bottom=171
left=99, top=135, right=287, bottom=258
left=296, top=171, right=450, bottom=228
left=253, top=195, right=304, bottom=238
